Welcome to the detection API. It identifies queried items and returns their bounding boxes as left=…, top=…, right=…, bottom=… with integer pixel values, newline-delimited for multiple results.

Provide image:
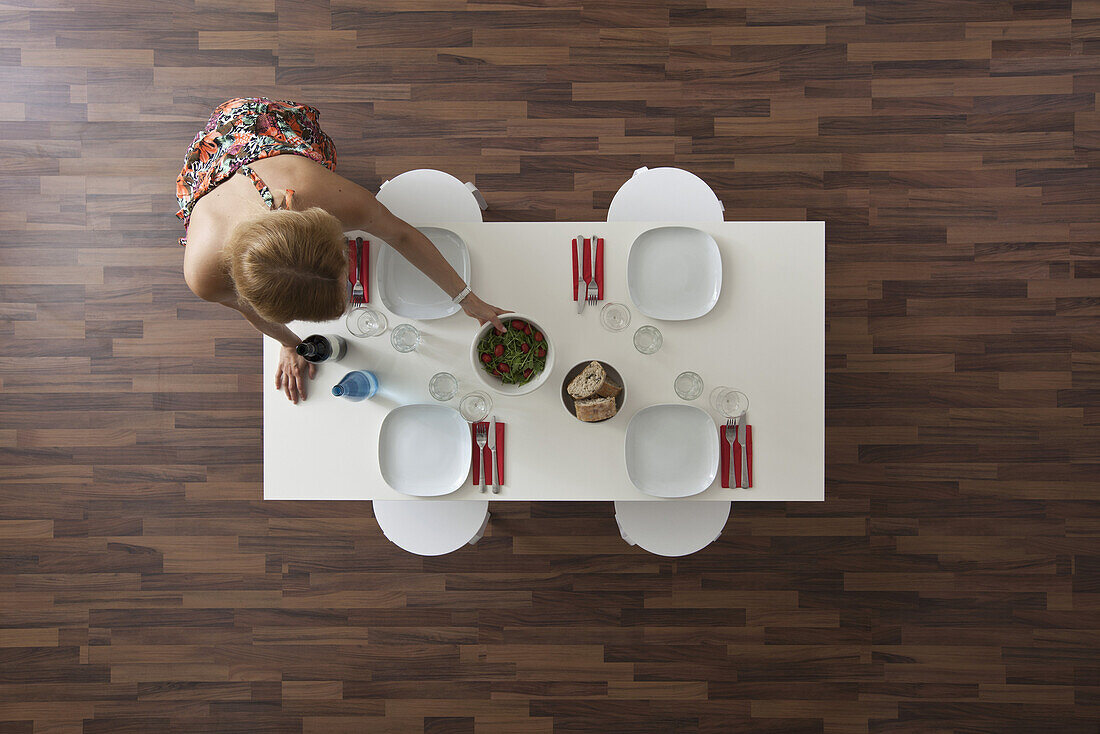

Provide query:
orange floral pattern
left=175, top=98, right=337, bottom=243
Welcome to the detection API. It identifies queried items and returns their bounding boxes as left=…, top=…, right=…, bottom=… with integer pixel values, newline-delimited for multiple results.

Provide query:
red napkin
left=595, top=237, right=604, bottom=300
left=719, top=425, right=731, bottom=488
left=470, top=422, right=487, bottom=485
left=746, top=425, right=753, bottom=487
left=571, top=237, right=579, bottom=301
left=359, top=238, right=370, bottom=303
left=719, top=424, right=753, bottom=488
left=582, top=237, right=592, bottom=292
left=495, top=421, right=505, bottom=485
left=347, top=240, right=357, bottom=298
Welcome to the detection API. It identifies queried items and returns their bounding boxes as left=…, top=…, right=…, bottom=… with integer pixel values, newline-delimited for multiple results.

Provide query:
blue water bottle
left=331, top=370, right=379, bottom=401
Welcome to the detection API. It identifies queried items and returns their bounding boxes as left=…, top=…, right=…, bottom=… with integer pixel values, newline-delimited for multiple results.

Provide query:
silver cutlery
left=351, top=238, right=366, bottom=307
left=489, top=414, right=500, bottom=494
left=475, top=423, right=488, bottom=493
left=737, top=411, right=748, bottom=488
left=587, top=233, right=599, bottom=306
left=576, top=235, right=587, bottom=314
left=725, top=416, right=736, bottom=488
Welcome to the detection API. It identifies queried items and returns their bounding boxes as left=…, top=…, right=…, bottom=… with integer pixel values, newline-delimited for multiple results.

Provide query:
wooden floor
left=2, top=0, right=1099, bottom=732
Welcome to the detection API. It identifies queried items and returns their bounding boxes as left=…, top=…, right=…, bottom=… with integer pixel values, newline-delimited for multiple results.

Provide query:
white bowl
left=469, top=312, right=554, bottom=396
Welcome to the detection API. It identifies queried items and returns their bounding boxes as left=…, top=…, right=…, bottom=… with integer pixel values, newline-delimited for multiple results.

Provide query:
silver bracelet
left=451, top=284, right=472, bottom=304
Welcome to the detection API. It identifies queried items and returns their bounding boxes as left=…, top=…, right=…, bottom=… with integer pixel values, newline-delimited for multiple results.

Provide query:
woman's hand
left=461, top=292, right=510, bottom=333
left=275, top=345, right=316, bottom=404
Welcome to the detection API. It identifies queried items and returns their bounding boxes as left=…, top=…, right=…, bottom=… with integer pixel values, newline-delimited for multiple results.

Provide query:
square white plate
left=378, top=404, right=470, bottom=496
left=627, top=226, right=722, bottom=320
left=377, top=226, right=471, bottom=319
left=624, top=404, right=719, bottom=498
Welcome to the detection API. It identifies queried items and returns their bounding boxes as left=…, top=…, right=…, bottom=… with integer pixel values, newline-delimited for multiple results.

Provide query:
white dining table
left=263, top=221, right=824, bottom=502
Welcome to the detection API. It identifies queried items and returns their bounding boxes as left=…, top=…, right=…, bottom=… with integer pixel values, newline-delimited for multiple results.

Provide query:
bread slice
left=575, top=396, right=617, bottom=422
left=567, top=361, right=622, bottom=399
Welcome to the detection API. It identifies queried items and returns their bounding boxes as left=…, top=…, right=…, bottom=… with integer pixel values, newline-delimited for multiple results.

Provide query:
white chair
left=376, top=169, right=487, bottom=223
left=607, top=166, right=724, bottom=222
left=614, top=500, right=731, bottom=557
left=373, top=500, right=490, bottom=556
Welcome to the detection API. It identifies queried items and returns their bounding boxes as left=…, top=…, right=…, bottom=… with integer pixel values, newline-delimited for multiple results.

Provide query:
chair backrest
left=373, top=500, right=489, bottom=556
left=376, top=169, right=484, bottom=223
left=607, top=166, right=724, bottom=223
left=614, top=500, right=731, bottom=556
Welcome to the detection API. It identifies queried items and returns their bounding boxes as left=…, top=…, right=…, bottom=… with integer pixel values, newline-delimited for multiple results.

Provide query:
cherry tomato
left=520, top=343, right=530, bottom=353
left=536, top=347, right=546, bottom=358
left=494, top=344, right=504, bottom=357
left=511, top=320, right=527, bottom=331
left=481, top=353, right=492, bottom=364
left=525, top=325, right=533, bottom=335
left=523, top=369, right=532, bottom=378
left=498, top=364, right=510, bottom=373
left=534, top=331, right=544, bottom=342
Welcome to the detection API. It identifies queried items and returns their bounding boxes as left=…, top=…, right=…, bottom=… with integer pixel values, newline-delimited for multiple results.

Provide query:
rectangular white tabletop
left=264, top=221, right=824, bottom=502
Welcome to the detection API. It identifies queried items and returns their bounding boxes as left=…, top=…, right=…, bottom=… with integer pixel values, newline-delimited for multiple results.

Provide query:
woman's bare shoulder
left=182, top=218, right=233, bottom=303
left=254, top=155, right=377, bottom=229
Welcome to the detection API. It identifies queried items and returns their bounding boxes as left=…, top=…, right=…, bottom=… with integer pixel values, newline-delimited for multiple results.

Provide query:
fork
left=475, top=423, right=488, bottom=493
left=586, top=233, right=599, bottom=306
left=351, top=238, right=366, bottom=307
left=724, top=417, right=736, bottom=489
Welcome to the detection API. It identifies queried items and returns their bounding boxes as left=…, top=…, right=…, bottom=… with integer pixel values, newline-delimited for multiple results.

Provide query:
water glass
left=429, top=372, right=459, bottom=401
left=459, top=391, right=492, bottom=422
left=633, top=325, right=662, bottom=355
left=600, top=302, right=631, bottom=332
left=710, top=387, right=749, bottom=417
left=390, top=323, right=421, bottom=353
left=674, top=371, right=704, bottom=400
left=346, top=306, right=387, bottom=337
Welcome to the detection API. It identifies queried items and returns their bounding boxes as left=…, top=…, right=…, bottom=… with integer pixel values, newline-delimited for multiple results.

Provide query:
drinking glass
left=600, top=302, right=631, bottom=332
left=674, top=371, right=704, bottom=400
left=633, top=325, right=662, bottom=355
left=428, top=372, right=459, bottom=401
left=346, top=306, right=387, bottom=337
left=390, top=323, right=421, bottom=353
left=459, top=391, right=492, bottom=422
left=710, top=387, right=748, bottom=417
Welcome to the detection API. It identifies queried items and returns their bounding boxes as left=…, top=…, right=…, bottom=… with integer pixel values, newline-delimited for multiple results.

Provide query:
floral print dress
left=175, top=97, right=337, bottom=246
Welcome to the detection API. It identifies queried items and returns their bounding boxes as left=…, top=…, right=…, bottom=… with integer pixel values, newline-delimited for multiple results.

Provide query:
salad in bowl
left=470, top=314, right=554, bottom=396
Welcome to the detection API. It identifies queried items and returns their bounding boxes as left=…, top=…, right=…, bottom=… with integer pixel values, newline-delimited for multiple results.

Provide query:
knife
left=489, top=414, right=500, bottom=494
left=576, top=235, right=586, bottom=314
left=737, top=411, right=748, bottom=489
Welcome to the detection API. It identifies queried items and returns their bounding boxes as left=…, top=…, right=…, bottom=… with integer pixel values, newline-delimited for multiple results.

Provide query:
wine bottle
left=296, top=334, right=347, bottom=363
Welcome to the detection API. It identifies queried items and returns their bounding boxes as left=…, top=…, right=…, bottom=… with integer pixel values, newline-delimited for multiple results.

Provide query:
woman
left=177, top=97, right=509, bottom=403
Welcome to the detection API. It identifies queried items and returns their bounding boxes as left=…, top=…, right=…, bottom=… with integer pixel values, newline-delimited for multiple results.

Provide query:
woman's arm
left=225, top=299, right=316, bottom=404
left=308, top=169, right=509, bottom=332
left=227, top=298, right=301, bottom=347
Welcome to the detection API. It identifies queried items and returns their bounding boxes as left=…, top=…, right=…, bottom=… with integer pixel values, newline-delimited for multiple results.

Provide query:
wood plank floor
left=2, top=0, right=1099, bottom=732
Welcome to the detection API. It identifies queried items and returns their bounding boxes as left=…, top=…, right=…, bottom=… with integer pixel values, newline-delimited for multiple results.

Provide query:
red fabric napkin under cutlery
left=470, top=422, right=487, bottom=485
left=719, top=424, right=753, bottom=488
left=359, top=238, right=370, bottom=303
left=595, top=237, right=604, bottom=300
left=719, top=424, right=731, bottom=488
left=571, top=237, right=579, bottom=301
left=582, top=237, right=592, bottom=293
left=495, top=421, right=505, bottom=485
left=746, top=425, right=753, bottom=487
left=347, top=239, right=357, bottom=301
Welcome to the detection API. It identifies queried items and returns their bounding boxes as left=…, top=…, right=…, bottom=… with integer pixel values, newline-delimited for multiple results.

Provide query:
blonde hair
left=222, top=207, right=348, bottom=324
